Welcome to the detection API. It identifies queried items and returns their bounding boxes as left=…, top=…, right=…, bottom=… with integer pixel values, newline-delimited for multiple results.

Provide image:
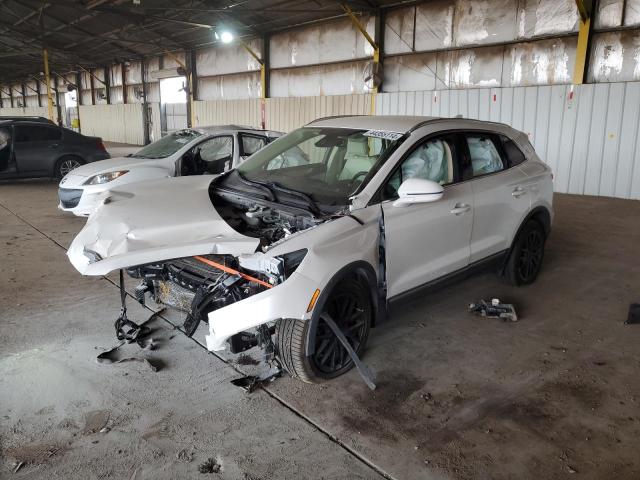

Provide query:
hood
left=67, top=175, right=260, bottom=275
left=68, top=155, right=165, bottom=179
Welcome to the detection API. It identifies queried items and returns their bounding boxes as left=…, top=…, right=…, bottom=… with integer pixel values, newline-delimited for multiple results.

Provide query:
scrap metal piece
left=469, top=298, right=518, bottom=322
left=625, top=303, right=640, bottom=325
left=322, top=314, right=376, bottom=390
left=231, top=364, right=282, bottom=393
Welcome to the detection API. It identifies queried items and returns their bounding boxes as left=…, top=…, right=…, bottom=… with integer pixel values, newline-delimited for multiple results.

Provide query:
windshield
left=236, top=127, right=402, bottom=206
left=132, top=130, right=202, bottom=159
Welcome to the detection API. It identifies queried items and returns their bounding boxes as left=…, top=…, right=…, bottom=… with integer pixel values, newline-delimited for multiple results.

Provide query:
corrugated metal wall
left=78, top=104, right=145, bottom=145
left=376, top=82, right=640, bottom=199
left=193, top=99, right=262, bottom=128
left=266, top=94, right=372, bottom=132
left=0, top=106, right=49, bottom=117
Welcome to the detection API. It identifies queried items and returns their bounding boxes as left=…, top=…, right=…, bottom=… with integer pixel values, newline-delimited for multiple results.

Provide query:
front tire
left=276, top=277, right=372, bottom=383
left=503, top=219, right=546, bottom=286
left=55, top=155, right=84, bottom=179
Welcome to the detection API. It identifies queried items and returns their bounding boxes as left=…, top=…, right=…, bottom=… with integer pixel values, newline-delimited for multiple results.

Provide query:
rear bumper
left=204, top=271, right=319, bottom=351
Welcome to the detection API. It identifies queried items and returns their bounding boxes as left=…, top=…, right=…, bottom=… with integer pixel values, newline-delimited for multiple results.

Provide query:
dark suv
left=0, top=119, right=110, bottom=179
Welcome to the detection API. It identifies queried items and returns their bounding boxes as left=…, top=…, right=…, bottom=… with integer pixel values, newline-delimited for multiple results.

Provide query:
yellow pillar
left=43, top=48, right=55, bottom=122
left=573, top=0, right=592, bottom=85
left=573, top=16, right=591, bottom=85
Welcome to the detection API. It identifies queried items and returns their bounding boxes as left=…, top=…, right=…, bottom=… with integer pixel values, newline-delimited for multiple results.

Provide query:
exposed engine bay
left=123, top=178, right=318, bottom=359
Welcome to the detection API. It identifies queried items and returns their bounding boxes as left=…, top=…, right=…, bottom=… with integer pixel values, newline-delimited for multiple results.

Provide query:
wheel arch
left=304, top=260, right=380, bottom=356
left=53, top=153, right=85, bottom=177
left=501, top=206, right=551, bottom=274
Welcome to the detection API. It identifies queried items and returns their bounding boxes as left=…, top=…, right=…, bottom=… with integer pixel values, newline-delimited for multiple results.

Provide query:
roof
left=307, top=115, right=516, bottom=135
left=0, top=1, right=400, bottom=84
left=189, top=125, right=282, bottom=135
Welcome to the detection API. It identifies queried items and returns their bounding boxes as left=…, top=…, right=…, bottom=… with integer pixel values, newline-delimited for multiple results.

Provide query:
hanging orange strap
left=193, top=255, right=273, bottom=289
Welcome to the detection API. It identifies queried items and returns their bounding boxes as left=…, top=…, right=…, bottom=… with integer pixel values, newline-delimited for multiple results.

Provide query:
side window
left=196, top=136, right=233, bottom=174
left=383, top=137, right=455, bottom=200
left=240, top=134, right=267, bottom=157
left=465, top=135, right=504, bottom=177
left=500, top=135, right=526, bottom=167
left=14, top=125, right=61, bottom=143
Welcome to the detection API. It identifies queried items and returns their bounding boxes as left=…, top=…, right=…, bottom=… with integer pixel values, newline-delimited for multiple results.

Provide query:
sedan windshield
left=132, top=129, right=202, bottom=159
left=236, top=127, right=402, bottom=206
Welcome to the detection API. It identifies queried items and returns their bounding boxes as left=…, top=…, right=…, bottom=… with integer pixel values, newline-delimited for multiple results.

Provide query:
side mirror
left=393, top=178, right=444, bottom=207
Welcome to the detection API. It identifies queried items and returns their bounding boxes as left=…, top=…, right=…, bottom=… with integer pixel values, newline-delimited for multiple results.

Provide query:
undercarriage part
left=115, top=269, right=150, bottom=343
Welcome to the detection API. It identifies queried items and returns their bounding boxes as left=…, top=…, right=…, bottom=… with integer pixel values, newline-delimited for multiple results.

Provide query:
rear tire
left=276, top=277, right=372, bottom=383
left=503, top=219, right=546, bottom=286
left=55, top=155, right=84, bottom=179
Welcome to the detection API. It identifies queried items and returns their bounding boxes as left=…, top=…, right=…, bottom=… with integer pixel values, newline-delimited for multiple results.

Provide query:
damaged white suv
left=68, top=116, right=553, bottom=383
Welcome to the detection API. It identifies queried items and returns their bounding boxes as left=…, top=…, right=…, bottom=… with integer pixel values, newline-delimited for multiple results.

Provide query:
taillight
left=97, top=140, right=106, bottom=152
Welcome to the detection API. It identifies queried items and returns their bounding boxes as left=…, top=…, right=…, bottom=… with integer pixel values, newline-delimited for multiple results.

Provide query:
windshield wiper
left=235, top=171, right=276, bottom=202
left=265, top=181, right=323, bottom=216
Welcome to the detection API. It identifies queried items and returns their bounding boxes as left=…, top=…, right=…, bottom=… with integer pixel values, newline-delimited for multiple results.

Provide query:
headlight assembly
left=84, top=170, right=129, bottom=185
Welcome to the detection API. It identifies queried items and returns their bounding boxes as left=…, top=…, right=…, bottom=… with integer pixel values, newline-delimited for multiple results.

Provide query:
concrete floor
left=1, top=175, right=639, bottom=479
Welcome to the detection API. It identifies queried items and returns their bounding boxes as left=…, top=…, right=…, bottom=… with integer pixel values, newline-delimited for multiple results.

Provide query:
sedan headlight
left=84, top=170, right=129, bottom=185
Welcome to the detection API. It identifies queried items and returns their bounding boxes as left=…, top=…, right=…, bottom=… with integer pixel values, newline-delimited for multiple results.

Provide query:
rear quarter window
left=500, top=135, right=527, bottom=167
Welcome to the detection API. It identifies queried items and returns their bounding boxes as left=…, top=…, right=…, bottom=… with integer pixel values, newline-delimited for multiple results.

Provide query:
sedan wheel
left=56, top=156, right=84, bottom=178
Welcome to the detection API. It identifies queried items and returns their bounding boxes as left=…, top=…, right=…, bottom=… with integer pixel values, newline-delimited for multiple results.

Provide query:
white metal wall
left=78, top=104, right=145, bottom=145
left=376, top=82, right=640, bottom=199
left=193, top=99, right=262, bottom=128
left=0, top=106, right=49, bottom=117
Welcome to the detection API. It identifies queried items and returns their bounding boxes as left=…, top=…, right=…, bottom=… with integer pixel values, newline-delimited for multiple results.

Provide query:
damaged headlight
left=83, top=248, right=103, bottom=264
left=280, top=249, right=307, bottom=277
left=238, top=249, right=307, bottom=285
left=84, top=170, right=129, bottom=185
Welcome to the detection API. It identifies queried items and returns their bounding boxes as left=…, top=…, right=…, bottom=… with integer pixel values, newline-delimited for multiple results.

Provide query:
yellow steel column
left=573, top=0, right=593, bottom=85
left=241, top=40, right=267, bottom=129
left=342, top=4, right=379, bottom=115
left=42, top=48, right=55, bottom=122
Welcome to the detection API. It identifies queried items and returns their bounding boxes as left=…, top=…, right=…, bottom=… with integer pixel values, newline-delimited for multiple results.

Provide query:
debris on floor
left=6, top=444, right=63, bottom=469
left=96, top=342, right=163, bottom=372
left=97, top=308, right=167, bottom=372
left=231, top=364, right=282, bottom=393
left=82, top=410, right=110, bottom=435
left=198, top=457, right=221, bottom=474
left=469, top=299, right=518, bottom=322
left=625, top=303, right=640, bottom=325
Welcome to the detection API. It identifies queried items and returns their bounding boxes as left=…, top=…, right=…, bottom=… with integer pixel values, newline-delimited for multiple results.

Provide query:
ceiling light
left=220, top=31, right=234, bottom=44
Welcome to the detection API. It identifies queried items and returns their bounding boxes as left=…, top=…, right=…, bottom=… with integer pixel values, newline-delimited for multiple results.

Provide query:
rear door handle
left=512, top=186, right=527, bottom=198
left=450, top=203, right=471, bottom=216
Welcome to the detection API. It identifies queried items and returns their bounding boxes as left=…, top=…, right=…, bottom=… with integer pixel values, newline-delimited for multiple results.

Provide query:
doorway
left=159, top=76, right=188, bottom=136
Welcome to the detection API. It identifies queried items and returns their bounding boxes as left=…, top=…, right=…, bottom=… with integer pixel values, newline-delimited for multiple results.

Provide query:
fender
left=305, top=260, right=379, bottom=356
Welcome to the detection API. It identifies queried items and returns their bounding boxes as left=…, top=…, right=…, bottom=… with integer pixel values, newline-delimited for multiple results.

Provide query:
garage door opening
left=159, top=76, right=187, bottom=136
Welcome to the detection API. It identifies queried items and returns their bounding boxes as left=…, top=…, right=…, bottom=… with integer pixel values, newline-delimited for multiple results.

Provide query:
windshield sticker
left=363, top=130, right=404, bottom=141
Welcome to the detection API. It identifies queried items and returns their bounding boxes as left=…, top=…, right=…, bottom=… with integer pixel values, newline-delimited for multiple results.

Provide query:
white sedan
left=67, top=116, right=553, bottom=383
left=57, top=125, right=282, bottom=216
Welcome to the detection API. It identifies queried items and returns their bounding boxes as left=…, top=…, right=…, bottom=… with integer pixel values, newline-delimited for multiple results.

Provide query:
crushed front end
left=127, top=247, right=312, bottom=359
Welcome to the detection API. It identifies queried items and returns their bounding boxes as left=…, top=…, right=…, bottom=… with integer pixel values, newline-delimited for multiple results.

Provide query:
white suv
left=68, top=116, right=553, bottom=383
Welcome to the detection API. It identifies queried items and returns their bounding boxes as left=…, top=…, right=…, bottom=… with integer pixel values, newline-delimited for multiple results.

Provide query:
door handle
left=49, top=143, right=59, bottom=148
left=450, top=203, right=471, bottom=215
left=512, top=186, right=527, bottom=198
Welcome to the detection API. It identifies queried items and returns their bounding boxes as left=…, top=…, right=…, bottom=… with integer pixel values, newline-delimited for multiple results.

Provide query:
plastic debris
left=469, top=298, right=518, bottom=322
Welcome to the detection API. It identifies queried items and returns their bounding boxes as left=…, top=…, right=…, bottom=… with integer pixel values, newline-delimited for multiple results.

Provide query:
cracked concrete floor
left=1, top=177, right=640, bottom=480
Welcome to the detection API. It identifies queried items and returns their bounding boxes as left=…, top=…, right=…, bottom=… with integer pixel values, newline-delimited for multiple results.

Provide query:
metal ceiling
left=0, top=0, right=403, bottom=84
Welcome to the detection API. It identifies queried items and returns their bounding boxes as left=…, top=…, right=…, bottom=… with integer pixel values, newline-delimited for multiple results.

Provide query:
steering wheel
left=350, top=170, right=369, bottom=188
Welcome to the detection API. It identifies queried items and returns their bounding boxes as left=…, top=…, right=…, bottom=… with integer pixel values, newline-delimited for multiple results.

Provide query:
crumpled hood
left=67, top=175, right=260, bottom=275
left=66, top=156, right=161, bottom=179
